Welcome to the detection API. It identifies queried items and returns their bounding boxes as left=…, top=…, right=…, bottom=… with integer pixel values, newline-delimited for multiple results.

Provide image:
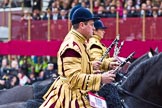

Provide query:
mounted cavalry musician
left=87, top=20, right=119, bottom=72
left=39, top=7, right=116, bottom=108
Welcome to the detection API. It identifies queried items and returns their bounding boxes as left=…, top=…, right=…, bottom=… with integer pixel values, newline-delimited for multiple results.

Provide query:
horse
left=118, top=52, right=162, bottom=108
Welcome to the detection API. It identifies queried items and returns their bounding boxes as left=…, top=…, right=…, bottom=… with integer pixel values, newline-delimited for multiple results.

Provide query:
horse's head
left=120, top=53, right=162, bottom=108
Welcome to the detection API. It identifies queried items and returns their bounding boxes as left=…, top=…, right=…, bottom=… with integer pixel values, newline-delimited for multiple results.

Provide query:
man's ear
left=79, top=22, right=85, bottom=28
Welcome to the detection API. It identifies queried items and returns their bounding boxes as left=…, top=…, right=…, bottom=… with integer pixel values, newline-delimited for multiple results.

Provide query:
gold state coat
left=40, top=29, right=102, bottom=108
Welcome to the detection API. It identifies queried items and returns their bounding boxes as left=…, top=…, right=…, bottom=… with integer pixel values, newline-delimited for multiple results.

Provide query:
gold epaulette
left=59, top=40, right=82, bottom=56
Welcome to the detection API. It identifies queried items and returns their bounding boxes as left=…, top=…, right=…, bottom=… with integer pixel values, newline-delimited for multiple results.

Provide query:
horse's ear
left=154, top=47, right=159, bottom=54
left=150, top=47, right=155, bottom=55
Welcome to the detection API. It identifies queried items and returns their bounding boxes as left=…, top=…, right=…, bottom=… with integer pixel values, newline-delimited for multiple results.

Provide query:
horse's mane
left=127, top=48, right=158, bottom=73
left=121, top=53, right=162, bottom=92
left=127, top=53, right=148, bottom=72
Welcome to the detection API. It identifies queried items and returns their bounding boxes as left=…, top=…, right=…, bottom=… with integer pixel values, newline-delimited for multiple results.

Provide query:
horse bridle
left=117, top=86, right=162, bottom=108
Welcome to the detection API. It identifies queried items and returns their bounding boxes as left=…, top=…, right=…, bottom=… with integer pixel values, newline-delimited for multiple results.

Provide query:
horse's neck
left=127, top=53, right=149, bottom=72
left=122, top=53, right=162, bottom=107
left=122, top=53, right=161, bottom=91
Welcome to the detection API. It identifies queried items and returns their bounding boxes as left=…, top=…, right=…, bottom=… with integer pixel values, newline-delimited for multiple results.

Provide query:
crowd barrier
left=9, top=17, right=162, bottom=41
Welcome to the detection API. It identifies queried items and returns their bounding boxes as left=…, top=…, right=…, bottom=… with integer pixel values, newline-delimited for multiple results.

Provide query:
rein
left=118, top=86, right=162, bottom=108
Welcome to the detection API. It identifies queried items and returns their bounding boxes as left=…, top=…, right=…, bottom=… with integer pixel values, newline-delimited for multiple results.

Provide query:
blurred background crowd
left=0, top=55, right=58, bottom=90
left=1, top=0, right=162, bottom=21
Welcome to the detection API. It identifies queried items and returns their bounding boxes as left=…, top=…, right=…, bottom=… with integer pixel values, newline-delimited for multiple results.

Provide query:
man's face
left=94, top=29, right=105, bottom=39
left=81, top=20, right=95, bottom=39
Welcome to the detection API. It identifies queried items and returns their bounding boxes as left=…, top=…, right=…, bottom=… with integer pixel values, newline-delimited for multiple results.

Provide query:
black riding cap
left=71, top=7, right=100, bottom=25
left=69, top=4, right=82, bottom=20
left=94, top=20, right=108, bottom=30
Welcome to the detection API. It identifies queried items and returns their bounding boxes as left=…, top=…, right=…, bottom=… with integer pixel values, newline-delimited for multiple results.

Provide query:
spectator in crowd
left=70, top=1, right=77, bottom=8
left=61, top=0, right=70, bottom=10
left=50, top=1, right=61, bottom=11
left=17, top=70, right=31, bottom=86
left=32, top=9, right=42, bottom=20
left=139, top=3, right=149, bottom=17
left=104, top=0, right=112, bottom=12
left=81, top=1, right=88, bottom=8
left=28, top=72, right=37, bottom=84
left=43, top=62, right=58, bottom=80
left=122, top=8, right=129, bottom=20
left=21, top=10, right=32, bottom=21
left=6, top=75, right=19, bottom=88
left=0, top=58, right=20, bottom=90
left=125, top=0, right=134, bottom=11
left=0, top=74, right=19, bottom=89
left=10, top=60, right=19, bottom=76
left=33, top=57, right=44, bottom=77
left=51, top=7, right=60, bottom=20
left=42, top=8, right=53, bottom=20
left=135, top=0, right=142, bottom=9
left=0, top=58, right=9, bottom=79
left=58, top=9, right=68, bottom=20
left=146, top=0, right=153, bottom=16
left=93, top=0, right=101, bottom=13
left=108, top=5, right=117, bottom=17
left=42, top=56, right=48, bottom=70
left=94, top=5, right=108, bottom=18
left=127, top=6, right=139, bottom=17
left=20, top=57, right=31, bottom=77
left=152, top=5, right=159, bottom=17
left=116, top=0, right=123, bottom=17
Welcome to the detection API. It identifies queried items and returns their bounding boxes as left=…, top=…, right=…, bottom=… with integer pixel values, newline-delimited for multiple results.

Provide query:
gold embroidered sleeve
left=63, top=57, right=101, bottom=91
left=102, top=58, right=111, bottom=71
